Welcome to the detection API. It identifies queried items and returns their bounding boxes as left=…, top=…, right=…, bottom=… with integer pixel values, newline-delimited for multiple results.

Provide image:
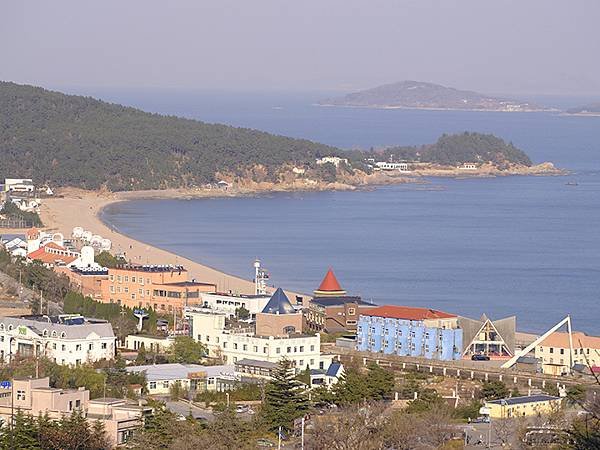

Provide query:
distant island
left=0, top=81, right=561, bottom=194
left=319, top=80, right=551, bottom=112
left=566, top=102, right=600, bottom=116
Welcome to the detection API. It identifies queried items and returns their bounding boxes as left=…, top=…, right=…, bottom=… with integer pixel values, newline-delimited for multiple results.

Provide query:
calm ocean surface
left=96, top=90, right=600, bottom=334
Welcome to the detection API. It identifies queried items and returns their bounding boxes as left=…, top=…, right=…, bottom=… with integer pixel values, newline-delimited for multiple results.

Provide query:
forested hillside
left=369, top=132, right=532, bottom=168
left=0, top=82, right=338, bottom=190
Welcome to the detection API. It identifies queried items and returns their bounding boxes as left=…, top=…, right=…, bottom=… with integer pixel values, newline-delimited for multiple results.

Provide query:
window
left=88, top=343, right=93, bottom=351
left=299, top=346, right=304, bottom=352
left=110, top=286, right=115, bottom=293
left=560, top=348, right=565, bottom=355
left=243, top=344, right=247, bottom=351
left=109, top=274, right=114, bottom=281
left=76, top=344, right=82, bottom=351
left=68, top=401, right=73, bottom=411
left=310, top=345, right=315, bottom=352
left=549, top=347, right=554, bottom=353
left=347, top=320, right=357, bottom=325
left=53, top=343, right=57, bottom=350
left=117, top=286, right=121, bottom=293
left=131, top=294, right=136, bottom=300
left=310, top=359, right=314, bottom=366
left=348, top=308, right=356, bottom=315
left=276, top=348, right=281, bottom=354
left=216, top=337, right=220, bottom=343
left=75, top=399, right=81, bottom=409
left=223, top=342, right=227, bottom=348
left=117, top=275, right=122, bottom=283
left=197, top=334, right=202, bottom=341
left=206, top=336, right=210, bottom=342
left=124, top=276, right=129, bottom=282
left=287, top=347, right=291, bottom=353
left=263, top=347, right=268, bottom=354
left=299, top=360, right=304, bottom=366
left=131, top=276, right=136, bottom=283
left=101, top=343, right=107, bottom=349
left=16, top=390, right=26, bottom=401
left=149, top=382, right=156, bottom=390
left=61, top=344, right=66, bottom=351
left=234, top=343, right=238, bottom=350
left=163, top=381, right=169, bottom=388
left=124, top=287, right=129, bottom=293
left=253, top=346, right=258, bottom=352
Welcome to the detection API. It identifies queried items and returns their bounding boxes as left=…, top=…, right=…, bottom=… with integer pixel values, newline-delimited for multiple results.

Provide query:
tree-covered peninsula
left=0, top=82, right=548, bottom=192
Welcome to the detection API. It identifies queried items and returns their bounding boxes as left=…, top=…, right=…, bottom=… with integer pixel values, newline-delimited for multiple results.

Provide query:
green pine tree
left=261, top=359, right=309, bottom=432
left=1, top=409, right=41, bottom=450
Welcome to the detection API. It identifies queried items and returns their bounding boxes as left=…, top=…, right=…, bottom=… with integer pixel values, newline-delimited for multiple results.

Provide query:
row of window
left=198, top=334, right=316, bottom=354
left=540, top=346, right=593, bottom=355
left=109, top=274, right=150, bottom=285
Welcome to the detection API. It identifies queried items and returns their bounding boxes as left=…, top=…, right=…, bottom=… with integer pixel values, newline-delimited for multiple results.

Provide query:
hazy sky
left=2, top=1, right=599, bottom=95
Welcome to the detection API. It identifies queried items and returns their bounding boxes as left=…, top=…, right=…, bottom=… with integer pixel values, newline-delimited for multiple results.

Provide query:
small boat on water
left=565, top=181, right=578, bottom=186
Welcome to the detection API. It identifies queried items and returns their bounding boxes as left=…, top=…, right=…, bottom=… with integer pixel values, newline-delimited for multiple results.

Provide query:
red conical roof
left=317, top=268, right=343, bottom=292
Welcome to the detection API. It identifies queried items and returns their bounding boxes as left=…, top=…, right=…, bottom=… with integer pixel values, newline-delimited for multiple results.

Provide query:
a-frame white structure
left=462, top=316, right=513, bottom=357
left=501, top=316, right=574, bottom=373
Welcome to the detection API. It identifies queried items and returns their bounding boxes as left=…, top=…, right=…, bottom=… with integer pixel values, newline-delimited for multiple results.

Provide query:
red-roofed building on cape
left=356, top=304, right=463, bottom=361
left=306, top=268, right=377, bottom=333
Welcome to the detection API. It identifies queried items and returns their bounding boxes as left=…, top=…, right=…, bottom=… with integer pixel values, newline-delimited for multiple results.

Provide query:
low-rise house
left=234, top=358, right=279, bottom=379
left=484, top=395, right=562, bottom=419
left=0, top=377, right=150, bottom=448
left=124, top=334, right=175, bottom=353
left=27, top=242, right=82, bottom=268
left=0, top=234, right=27, bottom=257
left=4, top=178, right=35, bottom=193
left=87, top=398, right=152, bottom=447
left=535, top=331, right=600, bottom=376
left=0, top=315, right=116, bottom=365
left=0, top=377, right=89, bottom=422
left=125, top=363, right=237, bottom=395
left=309, top=361, right=344, bottom=387
left=316, top=156, right=348, bottom=168
left=357, top=305, right=463, bottom=361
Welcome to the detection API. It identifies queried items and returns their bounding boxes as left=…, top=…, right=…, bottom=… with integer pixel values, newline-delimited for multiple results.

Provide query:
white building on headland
left=0, top=315, right=116, bottom=365
left=4, top=178, right=35, bottom=193
left=459, top=163, right=478, bottom=170
left=375, top=162, right=409, bottom=171
left=187, top=309, right=327, bottom=372
left=316, top=156, right=349, bottom=168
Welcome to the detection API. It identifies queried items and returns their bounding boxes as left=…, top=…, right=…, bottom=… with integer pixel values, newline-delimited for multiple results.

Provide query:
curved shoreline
left=40, top=189, right=261, bottom=295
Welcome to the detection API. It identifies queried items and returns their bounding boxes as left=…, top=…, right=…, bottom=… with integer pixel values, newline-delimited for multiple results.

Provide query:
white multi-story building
left=187, top=309, right=326, bottom=372
left=4, top=178, right=35, bottom=193
left=0, top=315, right=116, bottom=366
left=198, top=292, right=271, bottom=319
left=375, top=162, right=409, bottom=171
left=316, top=156, right=349, bottom=168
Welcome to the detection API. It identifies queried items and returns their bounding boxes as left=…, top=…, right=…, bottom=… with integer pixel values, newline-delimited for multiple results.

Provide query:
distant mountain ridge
left=319, top=80, right=548, bottom=112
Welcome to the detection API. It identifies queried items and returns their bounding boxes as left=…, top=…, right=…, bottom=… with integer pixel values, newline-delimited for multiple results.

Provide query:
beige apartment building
left=535, top=331, right=600, bottom=375
left=100, top=264, right=216, bottom=313
left=0, top=377, right=150, bottom=447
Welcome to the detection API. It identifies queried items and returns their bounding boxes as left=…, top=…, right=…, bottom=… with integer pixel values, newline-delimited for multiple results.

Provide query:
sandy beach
left=38, top=188, right=262, bottom=295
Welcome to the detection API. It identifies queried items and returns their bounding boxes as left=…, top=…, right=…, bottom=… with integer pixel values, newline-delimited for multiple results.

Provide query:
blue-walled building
left=356, top=305, right=463, bottom=361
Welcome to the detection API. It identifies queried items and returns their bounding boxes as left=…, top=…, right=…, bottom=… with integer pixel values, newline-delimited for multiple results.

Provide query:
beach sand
left=39, top=188, right=264, bottom=295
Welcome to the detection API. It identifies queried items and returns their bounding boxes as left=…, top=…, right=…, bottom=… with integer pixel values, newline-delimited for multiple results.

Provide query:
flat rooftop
left=115, top=264, right=187, bottom=273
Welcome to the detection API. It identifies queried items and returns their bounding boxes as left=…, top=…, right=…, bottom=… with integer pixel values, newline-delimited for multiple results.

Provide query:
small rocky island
left=566, top=103, right=600, bottom=116
left=319, top=80, right=550, bottom=112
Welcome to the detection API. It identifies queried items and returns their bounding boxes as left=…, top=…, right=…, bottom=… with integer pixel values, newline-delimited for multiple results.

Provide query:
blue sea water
left=96, top=90, right=600, bottom=334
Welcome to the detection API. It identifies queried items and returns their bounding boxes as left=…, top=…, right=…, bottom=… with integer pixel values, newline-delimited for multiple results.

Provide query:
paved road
left=165, top=399, right=215, bottom=422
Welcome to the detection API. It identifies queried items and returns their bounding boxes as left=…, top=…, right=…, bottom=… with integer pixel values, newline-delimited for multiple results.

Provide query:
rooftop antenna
left=133, top=309, right=149, bottom=332
left=254, top=259, right=269, bottom=296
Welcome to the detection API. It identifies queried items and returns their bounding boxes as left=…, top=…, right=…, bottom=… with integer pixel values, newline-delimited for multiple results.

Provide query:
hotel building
left=100, top=264, right=216, bottom=313
left=357, top=305, right=463, bottom=361
left=484, top=395, right=562, bottom=419
left=0, top=315, right=116, bottom=365
left=535, top=331, right=600, bottom=376
left=187, top=290, right=326, bottom=372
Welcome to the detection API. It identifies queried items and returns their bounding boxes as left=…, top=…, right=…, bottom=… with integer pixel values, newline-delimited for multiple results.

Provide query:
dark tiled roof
left=235, top=358, right=278, bottom=369
left=311, top=296, right=374, bottom=307
left=487, top=395, right=560, bottom=406
left=326, top=362, right=343, bottom=377
left=261, top=288, right=296, bottom=314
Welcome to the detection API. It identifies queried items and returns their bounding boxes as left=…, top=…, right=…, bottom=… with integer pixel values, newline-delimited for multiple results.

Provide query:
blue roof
left=326, top=362, right=343, bottom=377
left=488, top=395, right=560, bottom=406
left=261, top=288, right=296, bottom=314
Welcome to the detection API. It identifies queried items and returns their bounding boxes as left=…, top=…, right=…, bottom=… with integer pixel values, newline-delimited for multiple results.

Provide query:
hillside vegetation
left=0, top=82, right=338, bottom=191
left=0, top=82, right=536, bottom=192
left=367, top=132, right=532, bottom=168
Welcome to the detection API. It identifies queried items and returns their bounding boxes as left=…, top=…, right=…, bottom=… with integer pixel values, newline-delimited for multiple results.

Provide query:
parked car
left=256, top=438, right=275, bottom=447
left=471, top=354, right=491, bottom=361
left=236, top=405, right=249, bottom=413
